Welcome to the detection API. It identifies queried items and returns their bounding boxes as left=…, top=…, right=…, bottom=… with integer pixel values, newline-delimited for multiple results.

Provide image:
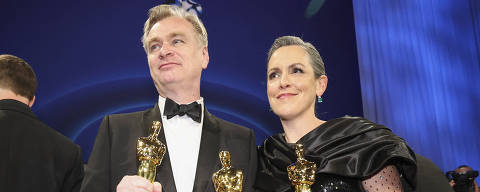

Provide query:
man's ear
left=28, top=96, right=35, bottom=108
left=201, top=46, right=209, bottom=69
left=315, top=75, right=328, bottom=97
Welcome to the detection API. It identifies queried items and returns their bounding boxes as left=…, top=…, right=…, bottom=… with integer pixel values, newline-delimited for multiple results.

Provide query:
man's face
left=145, top=16, right=208, bottom=91
left=457, top=167, right=473, bottom=174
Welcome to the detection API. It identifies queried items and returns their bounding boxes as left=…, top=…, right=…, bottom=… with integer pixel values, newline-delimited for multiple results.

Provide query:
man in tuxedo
left=80, top=4, right=257, bottom=192
left=0, top=54, right=84, bottom=192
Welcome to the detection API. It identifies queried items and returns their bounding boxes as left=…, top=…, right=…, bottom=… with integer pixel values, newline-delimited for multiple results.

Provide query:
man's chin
left=157, top=78, right=178, bottom=85
left=152, top=70, right=180, bottom=82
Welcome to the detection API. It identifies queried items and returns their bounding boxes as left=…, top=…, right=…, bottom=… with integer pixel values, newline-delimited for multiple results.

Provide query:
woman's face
left=267, top=45, right=325, bottom=120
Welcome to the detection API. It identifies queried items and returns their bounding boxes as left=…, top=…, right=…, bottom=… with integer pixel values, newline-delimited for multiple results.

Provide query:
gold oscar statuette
left=212, top=151, right=243, bottom=192
left=287, top=144, right=316, bottom=192
left=136, top=121, right=166, bottom=183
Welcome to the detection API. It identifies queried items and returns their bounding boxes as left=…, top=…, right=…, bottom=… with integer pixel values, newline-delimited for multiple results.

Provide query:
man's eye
left=173, top=39, right=184, bottom=45
left=268, top=72, right=279, bottom=80
left=150, top=44, right=159, bottom=51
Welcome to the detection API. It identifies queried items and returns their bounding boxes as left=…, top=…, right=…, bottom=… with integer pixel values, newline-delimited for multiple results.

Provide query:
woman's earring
left=317, top=96, right=323, bottom=103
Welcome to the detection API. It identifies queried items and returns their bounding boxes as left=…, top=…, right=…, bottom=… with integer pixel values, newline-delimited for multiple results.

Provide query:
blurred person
left=447, top=165, right=479, bottom=192
left=0, top=54, right=84, bottom=192
left=415, top=154, right=454, bottom=192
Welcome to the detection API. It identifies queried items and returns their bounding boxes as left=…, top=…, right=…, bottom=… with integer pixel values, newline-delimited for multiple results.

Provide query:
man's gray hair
left=141, top=4, right=208, bottom=53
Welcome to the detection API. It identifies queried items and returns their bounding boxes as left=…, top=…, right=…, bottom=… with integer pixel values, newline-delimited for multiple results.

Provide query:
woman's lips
left=277, top=93, right=297, bottom=99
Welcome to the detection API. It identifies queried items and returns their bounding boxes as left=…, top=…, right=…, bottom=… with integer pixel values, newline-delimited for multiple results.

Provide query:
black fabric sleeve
left=62, top=145, right=85, bottom=192
left=245, top=129, right=258, bottom=192
left=80, top=116, right=112, bottom=192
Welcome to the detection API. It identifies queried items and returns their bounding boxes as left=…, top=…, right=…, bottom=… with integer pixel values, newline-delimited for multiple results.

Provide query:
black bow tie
left=164, top=98, right=202, bottom=123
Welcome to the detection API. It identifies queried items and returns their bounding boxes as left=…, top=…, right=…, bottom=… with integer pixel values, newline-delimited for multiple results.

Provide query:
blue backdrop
left=354, top=0, right=480, bottom=179
left=1, top=0, right=363, bottom=163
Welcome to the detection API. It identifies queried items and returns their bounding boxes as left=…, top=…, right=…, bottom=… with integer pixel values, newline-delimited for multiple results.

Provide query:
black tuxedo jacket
left=0, top=99, right=84, bottom=192
left=81, top=103, right=257, bottom=192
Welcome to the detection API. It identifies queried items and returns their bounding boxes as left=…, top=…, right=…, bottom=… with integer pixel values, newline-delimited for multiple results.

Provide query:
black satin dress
left=254, top=117, right=417, bottom=192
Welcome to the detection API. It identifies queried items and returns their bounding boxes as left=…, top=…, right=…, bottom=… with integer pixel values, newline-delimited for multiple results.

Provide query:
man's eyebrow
left=146, top=32, right=187, bottom=48
left=146, top=37, right=160, bottom=47
left=168, top=32, right=186, bottom=39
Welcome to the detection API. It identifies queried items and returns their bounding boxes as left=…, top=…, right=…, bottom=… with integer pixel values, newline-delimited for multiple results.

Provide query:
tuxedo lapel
left=142, top=103, right=177, bottom=192
left=192, top=109, right=222, bottom=192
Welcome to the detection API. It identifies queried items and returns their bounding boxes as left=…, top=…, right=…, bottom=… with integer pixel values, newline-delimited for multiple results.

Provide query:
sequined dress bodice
left=312, top=174, right=363, bottom=192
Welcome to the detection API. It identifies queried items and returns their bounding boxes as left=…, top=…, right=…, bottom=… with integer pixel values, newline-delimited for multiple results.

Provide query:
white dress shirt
left=158, top=96, right=204, bottom=192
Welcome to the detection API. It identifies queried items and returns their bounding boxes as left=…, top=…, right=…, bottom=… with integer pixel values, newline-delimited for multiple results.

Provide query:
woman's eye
left=268, top=72, right=279, bottom=80
left=292, top=68, right=303, bottom=74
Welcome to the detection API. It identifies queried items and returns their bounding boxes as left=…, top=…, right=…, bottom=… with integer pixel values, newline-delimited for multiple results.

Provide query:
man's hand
left=449, top=180, right=455, bottom=187
left=116, top=175, right=162, bottom=192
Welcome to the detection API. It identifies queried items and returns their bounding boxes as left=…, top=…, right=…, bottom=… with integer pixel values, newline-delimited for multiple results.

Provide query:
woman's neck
left=281, top=114, right=324, bottom=143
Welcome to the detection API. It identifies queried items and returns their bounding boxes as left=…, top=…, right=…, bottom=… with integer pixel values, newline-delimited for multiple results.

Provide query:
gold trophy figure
left=212, top=151, right=243, bottom=192
left=287, top=144, right=316, bottom=192
left=137, top=121, right=166, bottom=183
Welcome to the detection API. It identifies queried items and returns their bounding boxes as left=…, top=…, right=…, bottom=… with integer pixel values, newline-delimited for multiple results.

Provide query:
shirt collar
left=157, top=96, right=204, bottom=116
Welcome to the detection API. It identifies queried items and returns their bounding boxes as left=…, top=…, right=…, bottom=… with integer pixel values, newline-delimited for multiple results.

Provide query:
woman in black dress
left=255, top=36, right=417, bottom=192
